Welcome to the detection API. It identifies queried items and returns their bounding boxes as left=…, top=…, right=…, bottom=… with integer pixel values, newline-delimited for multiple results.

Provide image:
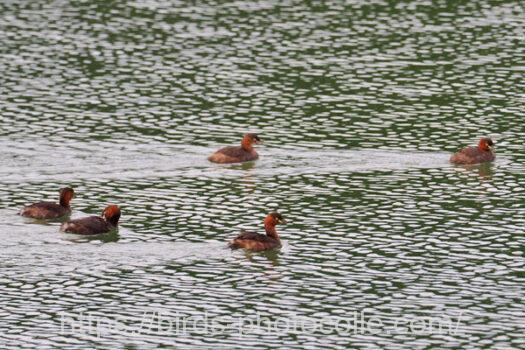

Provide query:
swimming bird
left=450, top=137, right=495, bottom=164
left=19, top=187, right=75, bottom=219
left=208, top=133, right=261, bottom=164
left=60, top=205, right=121, bottom=235
left=229, top=212, right=286, bottom=251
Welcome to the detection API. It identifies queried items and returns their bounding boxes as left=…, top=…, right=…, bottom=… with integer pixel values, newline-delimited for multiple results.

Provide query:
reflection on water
left=62, top=230, right=121, bottom=244
left=453, top=162, right=495, bottom=180
left=238, top=161, right=257, bottom=171
left=1, top=0, right=525, bottom=349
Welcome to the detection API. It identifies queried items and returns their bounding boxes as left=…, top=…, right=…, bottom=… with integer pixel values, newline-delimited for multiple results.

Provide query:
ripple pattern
left=1, top=0, right=524, bottom=349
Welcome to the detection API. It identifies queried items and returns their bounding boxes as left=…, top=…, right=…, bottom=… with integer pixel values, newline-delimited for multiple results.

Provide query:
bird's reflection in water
left=242, top=249, right=280, bottom=266
left=238, top=249, right=282, bottom=281
left=239, top=161, right=256, bottom=171
left=455, top=162, right=494, bottom=180
left=230, top=161, right=256, bottom=193
left=61, top=230, right=120, bottom=243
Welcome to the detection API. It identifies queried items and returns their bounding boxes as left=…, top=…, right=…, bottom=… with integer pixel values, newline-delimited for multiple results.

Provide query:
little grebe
left=208, top=133, right=261, bottom=164
left=60, top=205, right=121, bottom=235
left=450, top=137, right=495, bottom=164
left=229, top=212, right=286, bottom=251
left=19, top=187, right=75, bottom=219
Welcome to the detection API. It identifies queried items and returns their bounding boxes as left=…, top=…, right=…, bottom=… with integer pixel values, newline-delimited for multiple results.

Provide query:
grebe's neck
left=106, top=217, right=119, bottom=227
left=103, top=206, right=121, bottom=227
left=241, top=138, right=253, bottom=152
left=264, top=222, right=279, bottom=240
left=105, top=215, right=120, bottom=227
left=59, top=197, right=70, bottom=207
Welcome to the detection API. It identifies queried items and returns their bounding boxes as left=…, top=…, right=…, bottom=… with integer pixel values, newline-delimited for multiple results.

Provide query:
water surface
left=1, top=0, right=524, bottom=349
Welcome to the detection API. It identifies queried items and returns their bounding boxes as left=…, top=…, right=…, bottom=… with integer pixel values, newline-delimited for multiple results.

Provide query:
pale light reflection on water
left=1, top=0, right=524, bottom=349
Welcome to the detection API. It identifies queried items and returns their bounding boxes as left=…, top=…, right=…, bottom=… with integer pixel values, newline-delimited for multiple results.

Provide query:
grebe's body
left=450, top=138, right=495, bottom=165
left=229, top=212, right=285, bottom=252
left=209, top=133, right=261, bottom=164
left=19, top=187, right=75, bottom=219
left=60, top=205, right=120, bottom=235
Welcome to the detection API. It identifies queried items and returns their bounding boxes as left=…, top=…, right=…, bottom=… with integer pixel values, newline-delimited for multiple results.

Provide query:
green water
left=1, top=1, right=524, bottom=349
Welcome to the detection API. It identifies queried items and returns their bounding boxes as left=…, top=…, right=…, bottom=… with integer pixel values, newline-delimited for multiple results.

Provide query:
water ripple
left=1, top=0, right=524, bottom=349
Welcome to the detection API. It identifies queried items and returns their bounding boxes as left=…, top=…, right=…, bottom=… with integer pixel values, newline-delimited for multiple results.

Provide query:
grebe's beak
left=279, top=218, right=287, bottom=224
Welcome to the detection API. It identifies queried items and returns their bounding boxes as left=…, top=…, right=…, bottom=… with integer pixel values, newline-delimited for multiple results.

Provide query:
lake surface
left=1, top=0, right=524, bottom=349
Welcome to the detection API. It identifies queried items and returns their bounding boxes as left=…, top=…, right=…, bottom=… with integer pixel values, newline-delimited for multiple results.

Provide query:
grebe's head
left=242, top=133, right=262, bottom=145
left=102, top=205, right=121, bottom=226
left=264, top=212, right=286, bottom=227
left=59, top=187, right=75, bottom=206
left=478, top=137, right=494, bottom=152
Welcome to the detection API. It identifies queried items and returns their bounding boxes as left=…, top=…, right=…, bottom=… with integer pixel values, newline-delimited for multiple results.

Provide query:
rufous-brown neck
left=264, top=222, right=279, bottom=240
left=241, top=137, right=253, bottom=152
left=103, top=206, right=121, bottom=227
left=59, top=195, right=72, bottom=207
left=105, top=215, right=120, bottom=227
